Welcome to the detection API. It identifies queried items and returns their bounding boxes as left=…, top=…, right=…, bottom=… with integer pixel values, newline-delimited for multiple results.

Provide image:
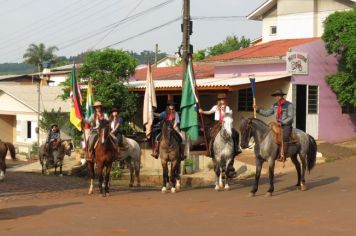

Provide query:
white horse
left=213, top=114, right=235, bottom=191
left=119, top=136, right=141, bottom=187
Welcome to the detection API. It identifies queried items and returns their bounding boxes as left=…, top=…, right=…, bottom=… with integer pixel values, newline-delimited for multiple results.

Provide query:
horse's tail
left=5, top=142, right=16, bottom=160
left=307, top=134, right=317, bottom=172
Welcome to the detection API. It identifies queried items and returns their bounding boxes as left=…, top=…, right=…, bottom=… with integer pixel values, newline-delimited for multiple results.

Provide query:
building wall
left=0, top=114, right=16, bottom=143
left=214, top=63, right=286, bottom=78
left=262, top=5, right=278, bottom=43
left=292, top=40, right=356, bottom=142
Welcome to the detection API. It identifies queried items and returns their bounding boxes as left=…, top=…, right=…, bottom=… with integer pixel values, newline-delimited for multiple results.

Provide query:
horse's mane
left=250, top=118, right=269, bottom=130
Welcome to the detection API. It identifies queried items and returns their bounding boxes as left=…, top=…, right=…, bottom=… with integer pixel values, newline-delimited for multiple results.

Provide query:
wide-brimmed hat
left=217, top=93, right=227, bottom=100
left=271, top=89, right=287, bottom=97
left=51, top=124, right=58, bottom=129
left=166, top=100, right=176, bottom=106
left=110, top=107, right=119, bottom=113
left=93, top=101, right=103, bottom=107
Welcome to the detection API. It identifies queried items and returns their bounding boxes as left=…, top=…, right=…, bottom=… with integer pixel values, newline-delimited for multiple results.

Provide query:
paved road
left=1, top=156, right=356, bottom=236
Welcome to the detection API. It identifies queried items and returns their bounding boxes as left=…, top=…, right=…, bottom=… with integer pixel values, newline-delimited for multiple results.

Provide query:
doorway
left=296, top=85, right=306, bottom=131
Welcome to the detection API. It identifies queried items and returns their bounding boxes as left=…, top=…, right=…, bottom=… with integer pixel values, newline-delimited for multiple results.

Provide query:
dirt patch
left=318, top=140, right=356, bottom=160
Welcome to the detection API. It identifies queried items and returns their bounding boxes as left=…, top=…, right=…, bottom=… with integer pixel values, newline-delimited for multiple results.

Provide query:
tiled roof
left=133, top=64, right=214, bottom=81
left=204, top=38, right=320, bottom=62
left=128, top=73, right=291, bottom=90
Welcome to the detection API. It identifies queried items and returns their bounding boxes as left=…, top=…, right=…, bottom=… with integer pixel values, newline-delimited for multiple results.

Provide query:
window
left=270, top=26, right=277, bottom=35
left=27, top=121, right=32, bottom=139
left=342, top=104, right=356, bottom=114
left=308, top=86, right=318, bottom=114
left=238, top=89, right=253, bottom=111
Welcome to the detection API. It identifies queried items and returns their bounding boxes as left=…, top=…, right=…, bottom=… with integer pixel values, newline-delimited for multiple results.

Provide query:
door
left=295, top=85, right=306, bottom=131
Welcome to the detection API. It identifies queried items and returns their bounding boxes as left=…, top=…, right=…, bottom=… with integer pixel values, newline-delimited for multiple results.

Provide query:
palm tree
left=23, top=43, right=58, bottom=71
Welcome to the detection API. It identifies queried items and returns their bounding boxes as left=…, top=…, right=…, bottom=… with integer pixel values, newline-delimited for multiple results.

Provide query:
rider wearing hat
left=254, top=89, right=294, bottom=162
left=85, top=101, right=109, bottom=161
left=45, top=124, right=61, bottom=156
left=151, top=100, right=182, bottom=159
left=199, top=94, right=241, bottom=177
left=109, top=107, right=124, bottom=148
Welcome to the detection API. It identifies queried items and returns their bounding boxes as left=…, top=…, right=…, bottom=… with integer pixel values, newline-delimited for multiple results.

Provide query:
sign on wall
left=286, top=52, right=309, bottom=75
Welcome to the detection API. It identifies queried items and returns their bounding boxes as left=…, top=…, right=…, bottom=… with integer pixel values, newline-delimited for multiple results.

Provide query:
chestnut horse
left=88, top=119, right=118, bottom=197
left=0, top=140, right=16, bottom=181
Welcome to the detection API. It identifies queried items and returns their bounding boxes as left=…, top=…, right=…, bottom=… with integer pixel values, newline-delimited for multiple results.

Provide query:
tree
left=61, top=48, right=138, bottom=125
left=322, top=5, right=356, bottom=106
left=207, top=35, right=250, bottom=57
left=192, top=49, right=206, bottom=61
left=23, top=43, right=58, bottom=71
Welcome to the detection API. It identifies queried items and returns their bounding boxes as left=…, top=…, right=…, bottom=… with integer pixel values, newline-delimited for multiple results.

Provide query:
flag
left=180, top=60, right=199, bottom=141
left=69, top=64, right=83, bottom=131
left=143, top=64, right=157, bottom=138
left=249, top=75, right=257, bottom=118
left=85, top=79, right=94, bottom=120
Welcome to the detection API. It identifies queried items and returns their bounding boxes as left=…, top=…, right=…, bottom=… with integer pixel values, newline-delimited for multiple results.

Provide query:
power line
left=102, top=17, right=181, bottom=49
left=89, top=0, right=145, bottom=50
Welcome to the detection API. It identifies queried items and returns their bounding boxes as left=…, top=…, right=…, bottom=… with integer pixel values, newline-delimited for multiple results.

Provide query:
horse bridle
left=244, top=119, right=255, bottom=149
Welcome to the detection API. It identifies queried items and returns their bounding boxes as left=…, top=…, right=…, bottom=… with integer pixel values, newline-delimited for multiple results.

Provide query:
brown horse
left=0, top=140, right=16, bottom=181
left=88, top=119, right=118, bottom=197
left=159, top=120, right=182, bottom=193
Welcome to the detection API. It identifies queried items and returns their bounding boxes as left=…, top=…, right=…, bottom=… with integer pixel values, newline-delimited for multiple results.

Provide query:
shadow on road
left=0, top=202, right=82, bottom=220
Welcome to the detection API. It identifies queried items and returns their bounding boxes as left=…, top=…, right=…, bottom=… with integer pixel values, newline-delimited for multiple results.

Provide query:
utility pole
left=181, top=0, right=192, bottom=77
left=154, top=43, right=159, bottom=65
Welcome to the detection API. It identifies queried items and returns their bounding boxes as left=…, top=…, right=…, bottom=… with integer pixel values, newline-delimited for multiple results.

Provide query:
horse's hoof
left=215, top=185, right=220, bottom=191
left=88, top=190, right=93, bottom=195
left=136, top=183, right=141, bottom=188
left=106, top=193, right=110, bottom=197
left=224, top=185, right=230, bottom=191
left=129, top=183, right=133, bottom=188
left=248, top=192, right=255, bottom=197
left=161, top=187, right=167, bottom=193
left=219, top=184, right=224, bottom=189
left=171, top=188, right=176, bottom=193
left=265, top=192, right=273, bottom=197
left=301, top=184, right=307, bottom=191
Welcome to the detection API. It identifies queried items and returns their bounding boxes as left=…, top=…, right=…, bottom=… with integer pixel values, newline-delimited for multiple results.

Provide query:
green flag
left=180, top=61, right=199, bottom=141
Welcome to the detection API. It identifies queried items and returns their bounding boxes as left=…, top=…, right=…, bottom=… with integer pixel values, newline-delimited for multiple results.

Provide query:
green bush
left=184, top=159, right=193, bottom=167
left=110, top=163, right=123, bottom=180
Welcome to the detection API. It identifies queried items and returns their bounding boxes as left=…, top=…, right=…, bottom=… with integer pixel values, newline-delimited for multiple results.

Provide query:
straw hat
left=93, top=101, right=103, bottom=107
left=271, top=89, right=287, bottom=97
left=217, top=93, right=227, bottom=100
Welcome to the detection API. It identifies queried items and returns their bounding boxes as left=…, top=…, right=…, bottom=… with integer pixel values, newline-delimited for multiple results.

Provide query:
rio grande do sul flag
left=69, top=64, right=83, bottom=131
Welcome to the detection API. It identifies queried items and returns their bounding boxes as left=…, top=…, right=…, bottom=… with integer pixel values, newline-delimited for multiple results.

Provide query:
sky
left=0, top=0, right=266, bottom=63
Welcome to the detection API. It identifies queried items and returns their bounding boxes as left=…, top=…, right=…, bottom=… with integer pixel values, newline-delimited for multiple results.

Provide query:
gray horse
left=239, top=118, right=317, bottom=197
left=39, top=140, right=73, bottom=176
left=213, top=113, right=235, bottom=191
left=119, top=136, right=141, bottom=187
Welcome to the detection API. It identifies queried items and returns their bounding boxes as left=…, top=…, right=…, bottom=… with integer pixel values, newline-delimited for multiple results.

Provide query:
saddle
left=268, top=122, right=298, bottom=145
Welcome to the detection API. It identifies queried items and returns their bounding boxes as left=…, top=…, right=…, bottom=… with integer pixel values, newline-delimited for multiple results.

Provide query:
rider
left=45, top=124, right=61, bottom=156
left=151, top=100, right=182, bottom=159
left=85, top=101, right=109, bottom=161
left=109, top=107, right=125, bottom=148
left=199, top=94, right=241, bottom=177
left=254, top=89, right=294, bottom=162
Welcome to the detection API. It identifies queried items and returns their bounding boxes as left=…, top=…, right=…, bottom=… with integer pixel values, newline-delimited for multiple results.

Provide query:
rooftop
left=204, top=38, right=320, bottom=62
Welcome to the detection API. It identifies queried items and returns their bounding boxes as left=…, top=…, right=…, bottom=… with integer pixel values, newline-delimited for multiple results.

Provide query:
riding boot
left=233, top=140, right=242, bottom=156
left=180, top=144, right=185, bottom=160
left=278, top=142, right=287, bottom=162
left=151, top=141, right=160, bottom=159
left=86, top=149, right=95, bottom=162
left=206, top=139, right=214, bottom=158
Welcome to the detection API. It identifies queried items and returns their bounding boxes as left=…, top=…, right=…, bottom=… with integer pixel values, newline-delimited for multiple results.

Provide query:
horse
left=159, top=120, right=182, bottom=193
left=212, top=113, right=235, bottom=191
left=118, top=136, right=141, bottom=187
left=0, top=140, right=16, bottom=181
left=239, top=118, right=317, bottom=197
left=88, top=119, right=118, bottom=197
left=39, top=140, right=73, bottom=176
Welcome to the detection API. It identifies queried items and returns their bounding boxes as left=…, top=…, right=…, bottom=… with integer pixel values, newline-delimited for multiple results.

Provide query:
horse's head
left=61, top=140, right=73, bottom=156
left=239, top=117, right=253, bottom=149
left=221, top=113, right=233, bottom=139
left=98, top=119, right=110, bottom=144
left=162, top=120, right=174, bottom=138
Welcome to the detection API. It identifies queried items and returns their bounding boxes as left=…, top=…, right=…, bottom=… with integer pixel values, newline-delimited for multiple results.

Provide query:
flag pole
left=189, top=57, right=209, bottom=152
left=249, top=74, right=256, bottom=118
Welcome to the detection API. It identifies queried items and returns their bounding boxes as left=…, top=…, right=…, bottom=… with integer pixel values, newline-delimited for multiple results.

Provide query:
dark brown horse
left=88, top=119, right=118, bottom=197
left=0, top=140, right=16, bottom=181
left=159, top=120, right=182, bottom=193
